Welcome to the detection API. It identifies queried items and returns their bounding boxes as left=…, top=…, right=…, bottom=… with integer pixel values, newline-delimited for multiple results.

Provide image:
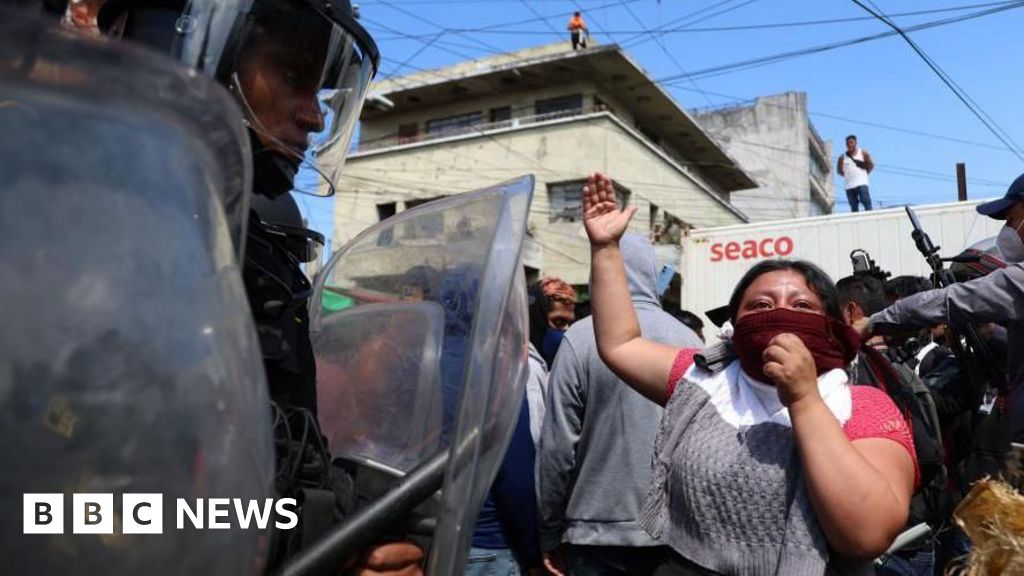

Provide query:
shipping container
left=680, top=201, right=1003, bottom=328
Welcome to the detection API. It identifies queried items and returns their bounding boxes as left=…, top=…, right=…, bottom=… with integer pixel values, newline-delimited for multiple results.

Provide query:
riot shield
left=0, top=11, right=271, bottom=575
left=307, top=176, right=533, bottom=574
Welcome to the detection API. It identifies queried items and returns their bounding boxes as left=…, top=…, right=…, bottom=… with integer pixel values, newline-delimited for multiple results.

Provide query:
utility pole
left=956, top=162, right=967, bottom=201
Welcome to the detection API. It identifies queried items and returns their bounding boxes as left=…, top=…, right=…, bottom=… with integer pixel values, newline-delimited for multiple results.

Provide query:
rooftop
left=363, top=43, right=757, bottom=192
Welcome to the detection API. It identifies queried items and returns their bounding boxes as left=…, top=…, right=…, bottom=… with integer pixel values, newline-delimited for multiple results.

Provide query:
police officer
left=858, top=173, right=1024, bottom=414
left=93, top=0, right=423, bottom=573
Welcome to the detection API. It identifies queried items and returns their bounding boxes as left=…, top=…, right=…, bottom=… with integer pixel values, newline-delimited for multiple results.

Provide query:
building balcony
left=808, top=171, right=834, bottom=211
left=353, top=106, right=607, bottom=154
left=808, top=122, right=829, bottom=162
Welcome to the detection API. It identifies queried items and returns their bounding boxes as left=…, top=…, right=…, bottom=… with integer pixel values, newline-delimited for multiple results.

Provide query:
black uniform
left=243, top=190, right=352, bottom=567
left=243, top=210, right=319, bottom=416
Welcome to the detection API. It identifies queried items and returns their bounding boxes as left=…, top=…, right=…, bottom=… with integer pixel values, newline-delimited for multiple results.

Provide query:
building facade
left=693, top=92, right=834, bottom=222
left=326, top=43, right=758, bottom=285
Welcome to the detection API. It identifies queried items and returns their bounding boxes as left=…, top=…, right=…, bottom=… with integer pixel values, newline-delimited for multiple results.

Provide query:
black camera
left=850, top=249, right=891, bottom=282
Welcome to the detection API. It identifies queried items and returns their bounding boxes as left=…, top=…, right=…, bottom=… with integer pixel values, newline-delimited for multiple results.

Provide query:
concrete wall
left=694, top=92, right=834, bottom=222
left=334, top=113, right=744, bottom=284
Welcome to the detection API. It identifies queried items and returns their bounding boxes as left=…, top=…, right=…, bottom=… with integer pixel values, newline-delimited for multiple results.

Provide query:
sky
left=299, top=0, right=1024, bottom=250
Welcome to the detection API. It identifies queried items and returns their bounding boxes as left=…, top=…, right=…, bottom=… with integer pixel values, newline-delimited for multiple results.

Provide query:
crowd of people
left=469, top=172, right=1024, bottom=576
left=17, top=0, right=1024, bottom=574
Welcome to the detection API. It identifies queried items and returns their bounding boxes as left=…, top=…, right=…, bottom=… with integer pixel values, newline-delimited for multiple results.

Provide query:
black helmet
left=98, top=0, right=379, bottom=198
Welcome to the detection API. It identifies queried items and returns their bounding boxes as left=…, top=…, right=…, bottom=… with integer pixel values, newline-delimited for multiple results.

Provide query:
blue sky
left=300, top=0, right=1024, bottom=250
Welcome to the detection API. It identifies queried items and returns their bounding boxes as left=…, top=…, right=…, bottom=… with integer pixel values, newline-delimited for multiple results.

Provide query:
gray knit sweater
left=640, top=364, right=872, bottom=576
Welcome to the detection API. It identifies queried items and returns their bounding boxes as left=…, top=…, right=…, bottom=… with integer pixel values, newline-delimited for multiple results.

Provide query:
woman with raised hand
left=582, top=172, right=918, bottom=575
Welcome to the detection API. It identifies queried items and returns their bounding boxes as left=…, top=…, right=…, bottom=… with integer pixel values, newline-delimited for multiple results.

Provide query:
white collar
left=688, top=362, right=852, bottom=429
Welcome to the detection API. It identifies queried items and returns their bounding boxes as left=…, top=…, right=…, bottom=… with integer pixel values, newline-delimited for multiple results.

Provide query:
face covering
left=541, top=328, right=565, bottom=366
left=996, top=220, right=1024, bottom=263
left=731, top=308, right=860, bottom=384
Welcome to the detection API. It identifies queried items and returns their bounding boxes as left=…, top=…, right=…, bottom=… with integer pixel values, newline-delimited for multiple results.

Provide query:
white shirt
left=842, top=148, right=870, bottom=190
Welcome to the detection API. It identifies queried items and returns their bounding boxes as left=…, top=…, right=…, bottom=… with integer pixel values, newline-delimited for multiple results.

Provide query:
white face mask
left=996, top=219, right=1024, bottom=263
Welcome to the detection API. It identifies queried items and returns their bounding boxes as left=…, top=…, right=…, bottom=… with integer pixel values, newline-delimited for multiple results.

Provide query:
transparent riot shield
left=305, top=176, right=533, bottom=575
left=0, top=11, right=271, bottom=575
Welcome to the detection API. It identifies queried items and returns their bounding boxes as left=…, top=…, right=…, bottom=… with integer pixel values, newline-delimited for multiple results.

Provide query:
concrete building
left=693, top=92, right=834, bottom=222
left=326, top=42, right=757, bottom=285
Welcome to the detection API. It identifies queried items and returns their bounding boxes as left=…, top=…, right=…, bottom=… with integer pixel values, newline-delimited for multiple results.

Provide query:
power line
left=620, top=0, right=759, bottom=50
left=353, top=81, right=1014, bottom=181
left=617, top=0, right=716, bottom=108
left=385, top=31, right=446, bottom=79
left=520, top=0, right=563, bottom=40
left=348, top=113, right=1007, bottom=213
left=702, top=133, right=1008, bottom=189
left=371, top=0, right=1021, bottom=123
left=343, top=147, right=979, bottom=217
left=369, top=0, right=646, bottom=41
left=360, top=16, right=478, bottom=66
left=372, top=0, right=508, bottom=56
left=650, top=1, right=1024, bottom=87
left=677, top=85, right=1017, bottom=154
left=343, top=6, right=1017, bottom=212
left=850, top=0, right=1024, bottom=163
left=367, top=1, right=1022, bottom=38
left=350, top=104, right=1007, bottom=215
left=369, top=2, right=1020, bottom=109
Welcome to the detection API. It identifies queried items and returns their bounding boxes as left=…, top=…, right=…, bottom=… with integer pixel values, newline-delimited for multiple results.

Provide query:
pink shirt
left=665, top=348, right=919, bottom=486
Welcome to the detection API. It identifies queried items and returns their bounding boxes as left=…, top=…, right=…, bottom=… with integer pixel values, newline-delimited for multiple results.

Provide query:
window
left=402, top=196, right=447, bottom=239
left=653, top=212, right=686, bottom=245
left=376, top=202, right=397, bottom=246
left=377, top=202, right=397, bottom=221
left=489, top=106, right=511, bottom=123
left=425, top=112, right=482, bottom=136
left=404, top=196, right=447, bottom=210
left=548, top=179, right=630, bottom=223
left=535, top=94, right=583, bottom=117
left=398, top=123, right=418, bottom=144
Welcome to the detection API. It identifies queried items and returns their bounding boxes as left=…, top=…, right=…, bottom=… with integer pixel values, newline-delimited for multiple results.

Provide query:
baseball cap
left=976, top=172, right=1024, bottom=219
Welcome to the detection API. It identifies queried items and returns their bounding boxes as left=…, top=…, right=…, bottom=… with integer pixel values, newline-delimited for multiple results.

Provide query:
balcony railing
left=353, top=106, right=605, bottom=153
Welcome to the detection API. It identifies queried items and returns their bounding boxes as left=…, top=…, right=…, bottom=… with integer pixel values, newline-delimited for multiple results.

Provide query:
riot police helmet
left=97, top=0, right=379, bottom=199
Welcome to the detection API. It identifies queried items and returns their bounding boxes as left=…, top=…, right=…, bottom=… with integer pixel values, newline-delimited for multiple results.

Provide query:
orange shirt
left=568, top=15, right=586, bottom=32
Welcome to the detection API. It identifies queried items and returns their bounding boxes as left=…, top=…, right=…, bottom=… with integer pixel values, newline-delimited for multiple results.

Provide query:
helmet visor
left=222, top=0, right=376, bottom=196
left=98, top=0, right=377, bottom=197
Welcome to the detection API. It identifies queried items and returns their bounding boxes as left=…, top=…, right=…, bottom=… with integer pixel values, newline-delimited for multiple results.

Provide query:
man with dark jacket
left=537, top=234, right=700, bottom=576
left=466, top=395, right=542, bottom=575
left=837, top=274, right=948, bottom=576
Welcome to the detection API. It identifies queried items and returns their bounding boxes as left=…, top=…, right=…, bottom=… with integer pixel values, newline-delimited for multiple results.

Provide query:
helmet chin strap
left=251, top=138, right=297, bottom=200
left=231, top=73, right=338, bottom=197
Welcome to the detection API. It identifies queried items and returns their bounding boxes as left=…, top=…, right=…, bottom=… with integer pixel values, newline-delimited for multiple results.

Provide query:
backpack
left=855, top=347, right=951, bottom=526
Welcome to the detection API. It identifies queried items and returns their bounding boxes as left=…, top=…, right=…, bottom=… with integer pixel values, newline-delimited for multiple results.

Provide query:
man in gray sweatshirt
left=536, top=234, right=701, bottom=576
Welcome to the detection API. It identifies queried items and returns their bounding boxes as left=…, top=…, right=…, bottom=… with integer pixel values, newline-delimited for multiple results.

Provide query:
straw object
left=949, top=478, right=1024, bottom=575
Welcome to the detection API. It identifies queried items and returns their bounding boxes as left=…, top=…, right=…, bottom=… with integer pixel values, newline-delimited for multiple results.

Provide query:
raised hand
left=582, top=172, right=637, bottom=247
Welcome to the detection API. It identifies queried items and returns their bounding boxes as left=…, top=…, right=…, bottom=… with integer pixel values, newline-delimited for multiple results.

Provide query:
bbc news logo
left=23, top=494, right=298, bottom=534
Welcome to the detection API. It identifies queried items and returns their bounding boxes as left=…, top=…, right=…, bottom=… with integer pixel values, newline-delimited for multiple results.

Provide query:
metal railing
left=353, top=106, right=603, bottom=153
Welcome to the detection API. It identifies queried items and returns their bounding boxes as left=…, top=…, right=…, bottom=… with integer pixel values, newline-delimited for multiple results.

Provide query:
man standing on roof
left=837, top=134, right=875, bottom=212
left=567, top=11, right=587, bottom=50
